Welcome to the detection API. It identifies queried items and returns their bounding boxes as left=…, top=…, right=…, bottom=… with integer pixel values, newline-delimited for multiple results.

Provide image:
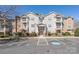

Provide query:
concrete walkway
left=20, top=36, right=79, bottom=39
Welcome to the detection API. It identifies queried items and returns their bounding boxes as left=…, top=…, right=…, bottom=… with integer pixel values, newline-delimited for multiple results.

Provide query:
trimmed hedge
left=47, top=32, right=57, bottom=36
left=62, top=32, right=71, bottom=36
left=0, top=32, right=10, bottom=38
left=14, top=32, right=30, bottom=37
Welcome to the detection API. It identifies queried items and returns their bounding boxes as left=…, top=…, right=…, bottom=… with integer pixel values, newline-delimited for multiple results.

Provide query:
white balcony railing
left=56, top=19, right=62, bottom=22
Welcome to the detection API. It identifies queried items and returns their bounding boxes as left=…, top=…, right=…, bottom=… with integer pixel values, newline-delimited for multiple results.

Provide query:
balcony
left=56, top=19, right=62, bottom=22
left=56, top=17, right=62, bottom=22
left=56, top=26, right=61, bottom=29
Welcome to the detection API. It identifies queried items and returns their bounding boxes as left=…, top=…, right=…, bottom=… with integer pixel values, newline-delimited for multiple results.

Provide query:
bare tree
left=0, top=5, right=18, bottom=36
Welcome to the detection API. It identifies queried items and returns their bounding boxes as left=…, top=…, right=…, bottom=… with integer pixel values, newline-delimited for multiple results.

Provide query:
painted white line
left=37, top=38, right=49, bottom=46
left=45, top=38, right=49, bottom=45
left=37, top=38, right=39, bottom=46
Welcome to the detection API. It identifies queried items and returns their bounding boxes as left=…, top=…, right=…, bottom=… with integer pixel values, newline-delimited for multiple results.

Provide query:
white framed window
left=22, top=17, right=26, bottom=21
left=31, top=24, right=35, bottom=27
left=31, top=17, right=35, bottom=21
left=67, top=29, right=72, bottom=31
left=68, top=25, right=72, bottom=29
left=48, top=18, right=52, bottom=20
left=23, top=23, right=27, bottom=28
left=56, top=17, right=61, bottom=21
left=48, top=24, right=52, bottom=27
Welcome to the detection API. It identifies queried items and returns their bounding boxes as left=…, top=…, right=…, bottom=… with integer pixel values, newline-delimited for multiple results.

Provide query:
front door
left=38, top=25, right=45, bottom=35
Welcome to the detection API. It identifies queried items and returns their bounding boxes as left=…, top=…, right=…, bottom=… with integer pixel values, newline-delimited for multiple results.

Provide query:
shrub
left=16, top=32, right=23, bottom=36
left=26, top=32, right=29, bottom=36
left=46, top=32, right=58, bottom=36
left=63, top=32, right=71, bottom=36
left=30, top=32, right=37, bottom=36
left=0, top=32, right=4, bottom=36
left=0, top=35, right=9, bottom=38
left=14, top=32, right=30, bottom=37
left=6, top=32, right=12, bottom=36
left=0, top=32, right=10, bottom=38
left=15, top=32, right=26, bottom=37
left=47, top=32, right=52, bottom=36
left=74, top=28, right=79, bottom=36
left=13, top=36, right=20, bottom=42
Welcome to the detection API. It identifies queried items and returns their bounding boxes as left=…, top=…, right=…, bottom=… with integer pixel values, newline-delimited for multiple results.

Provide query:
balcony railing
left=56, top=26, right=62, bottom=29
left=57, top=26, right=61, bottom=28
left=56, top=19, right=62, bottom=22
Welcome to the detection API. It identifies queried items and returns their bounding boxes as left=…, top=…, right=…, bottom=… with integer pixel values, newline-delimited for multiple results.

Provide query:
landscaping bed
left=0, top=36, right=21, bottom=44
left=0, top=38, right=12, bottom=44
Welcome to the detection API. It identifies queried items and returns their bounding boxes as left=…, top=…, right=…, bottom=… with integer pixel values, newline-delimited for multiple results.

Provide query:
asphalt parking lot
left=0, top=37, right=79, bottom=54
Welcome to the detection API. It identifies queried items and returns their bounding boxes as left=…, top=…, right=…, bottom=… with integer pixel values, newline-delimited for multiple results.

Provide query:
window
left=56, top=23, right=61, bottom=28
left=0, top=24, right=4, bottom=28
left=31, top=17, right=35, bottom=20
left=56, top=23, right=61, bottom=26
left=67, top=29, right=72, bottom=31
left=23, top=23, right=27, bottom=28
left=31, top=24, right=35, bottom=27
left=48, top=24, right=52, bottom=27
left=22, top=17, right=26, bottom=21
left=68, top=26, right=71, bottom=28
left=48, top=18, right=52, bottom=20
left=57, top=17, right=61, bottom=19
left=56, top=17, right=61, bottom=21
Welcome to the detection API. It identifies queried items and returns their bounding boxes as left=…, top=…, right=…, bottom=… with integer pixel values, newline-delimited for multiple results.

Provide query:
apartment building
left=0, top=16, right=10, bottom=34
left=63, top=17, right=74, bottom=34
left=12, top=12, right=74, bottom=36
left=12, top=16, right=21, bottom=33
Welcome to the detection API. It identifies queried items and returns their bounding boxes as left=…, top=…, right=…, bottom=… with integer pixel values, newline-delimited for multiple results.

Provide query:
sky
left=0, top=5, right=79, bottom=21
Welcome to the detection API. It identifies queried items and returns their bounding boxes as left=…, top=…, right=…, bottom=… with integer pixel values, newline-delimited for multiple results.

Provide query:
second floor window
left=56, top=23, right=61, bottom=26
left=56, top=17, right=61, bottom=21
left=48, top=18, right=52, bottom=20
left=22, top=17, right=26, bottom=21
left=30, top=17, right=35, bottom=21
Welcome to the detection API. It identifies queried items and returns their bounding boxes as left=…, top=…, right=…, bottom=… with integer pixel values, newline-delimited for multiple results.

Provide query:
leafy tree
left=74, top=28, right=79, bottom=36
left=0, top=6, right=18, bottom=36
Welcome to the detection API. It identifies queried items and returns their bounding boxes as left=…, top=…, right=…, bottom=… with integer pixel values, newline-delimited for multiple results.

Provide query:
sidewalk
left=0, top=36, right=79, bottom=40
left=20, top=36, right=79, bottom=39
